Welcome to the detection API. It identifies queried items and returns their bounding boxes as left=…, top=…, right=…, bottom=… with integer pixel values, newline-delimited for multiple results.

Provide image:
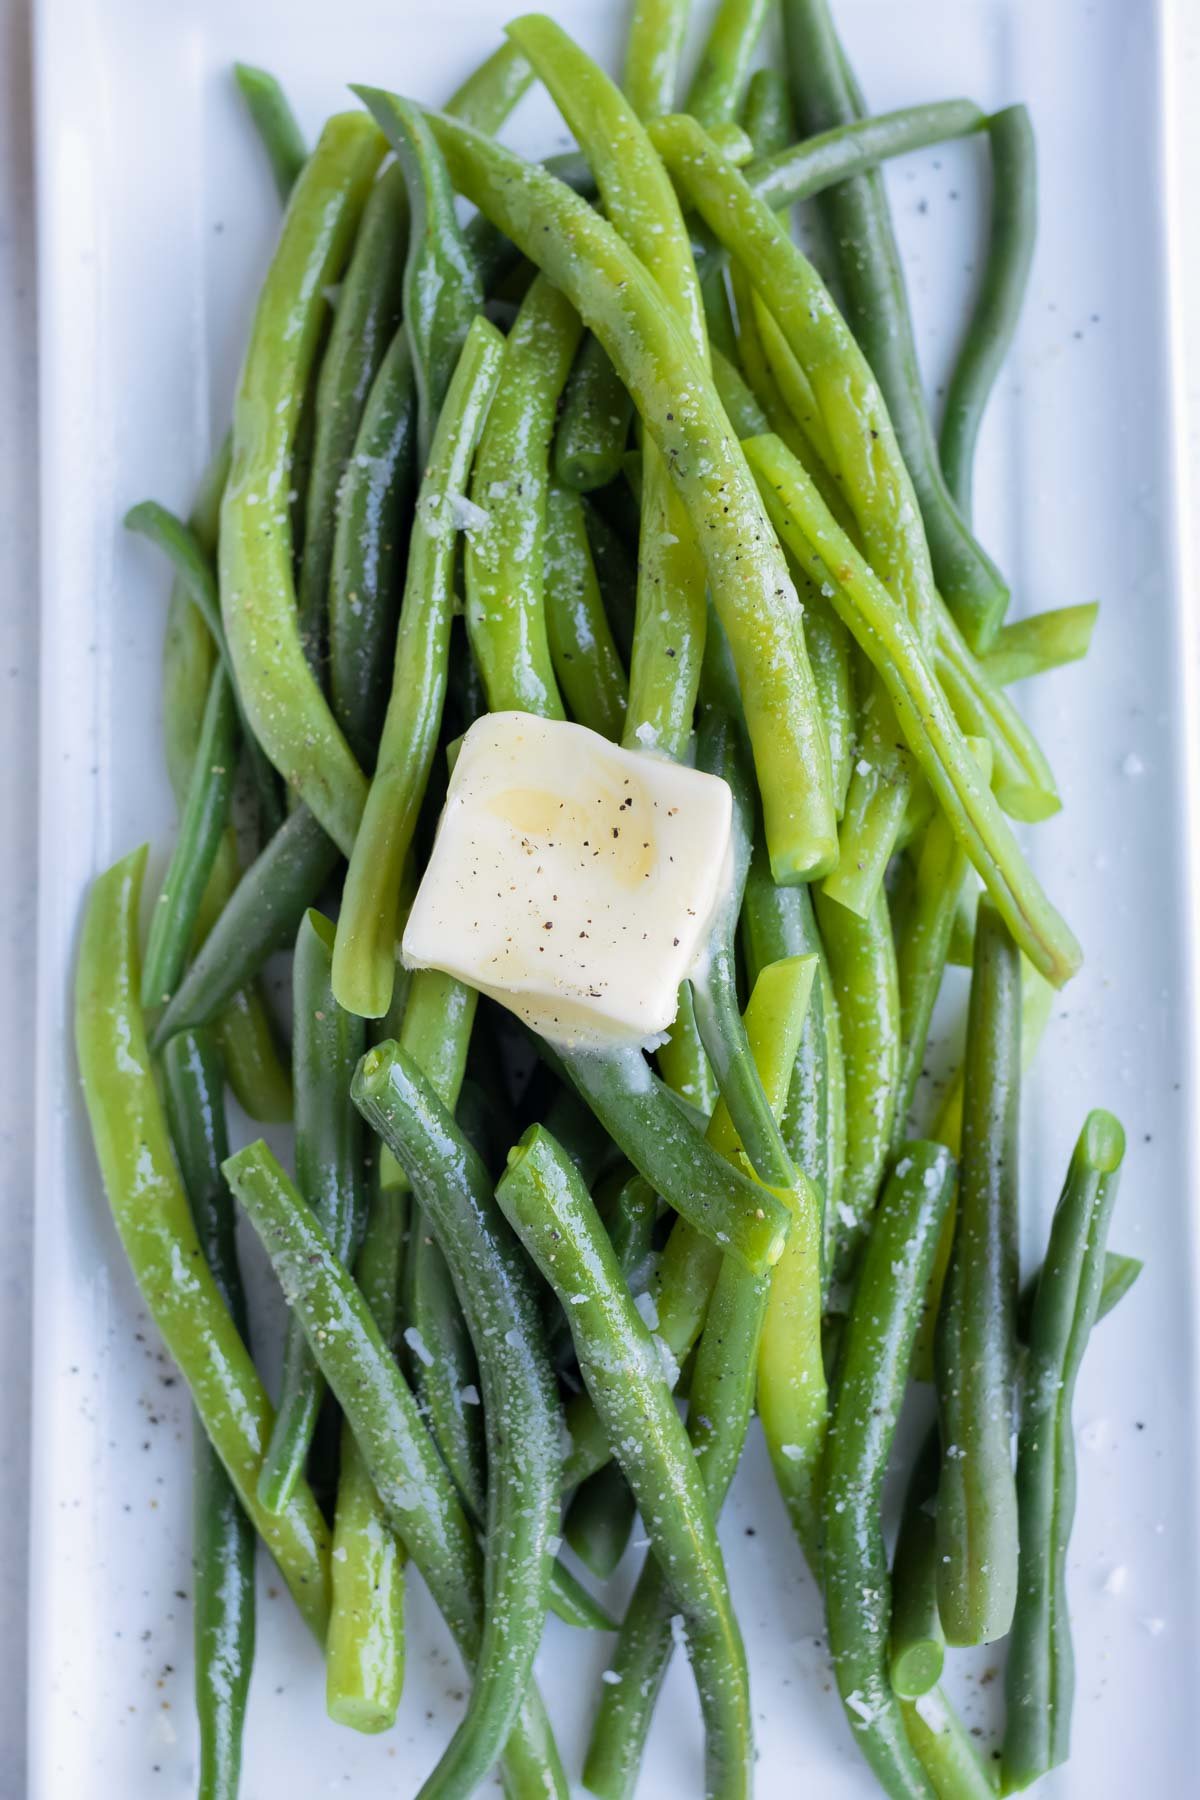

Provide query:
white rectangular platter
left=30, top=0, right=1200, bottom=1794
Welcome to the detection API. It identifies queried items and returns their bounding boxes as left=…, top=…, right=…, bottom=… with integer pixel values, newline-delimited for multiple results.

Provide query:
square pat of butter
left=402, top=711, right=733, bottom=1049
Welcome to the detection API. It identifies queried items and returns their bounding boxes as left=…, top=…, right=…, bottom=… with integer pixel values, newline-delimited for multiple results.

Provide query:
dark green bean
left=781, top=0, right=1008, bottom=651
left=554, top=333, right=636, bottom=493
left=328, top=327, right=418, bottom=767
left=1003, top=1110, right=1126, bottom=1790
left=150, top=804, right=339, bottom=1050
left=497, top=1126, right=751, bottom=1800
left=742, top=97, right=985, bottom=215
left=543, top=480, right=629, bottom=740
left=824, top=1142, right=955, bottom=1800
left=939, top=106, right=1037, bottom=522
left=562, top=1041, right=792, bottom=1275
left=404, top=1222, right=487, bottom=1516
left=141, top=663, right=237, bottom=1010
left=224, top=1140, right=567, bottom=1800
left=298, top=161, right=409, bottom=675
left=935, top=898, right=1021, bottom=1646
left=234, top=63, right=308, bottom=201
left=352, top=1044, right=563, bottom=1800
left=258, top=912, right=366, bottom=1514
left=740, top=69, right=794, bottom=160
left=162, top=1030, right=255, bottom=1800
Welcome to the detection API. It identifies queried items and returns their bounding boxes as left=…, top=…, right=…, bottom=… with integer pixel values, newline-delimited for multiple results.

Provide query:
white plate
left=30, top=0, right=1200, bottom=1794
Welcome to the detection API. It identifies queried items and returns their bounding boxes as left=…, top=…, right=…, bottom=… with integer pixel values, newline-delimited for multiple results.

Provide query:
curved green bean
left=543, top=480, right=629, bottom=739
left=220, top=114, right=383, bottom=854
left=234, top=62, right=308, bottom=201
left=76, top=848, right=331, bottom=1636
left=161, top=1030, right=255, bottom=1800
left=685, top=0, right=770, bottom=129
left=746, top=432, right=1082, bottom=986
left=465, top=273, right=579, bottom=716
left=332, top=315, right=504, bottom=1020
left=391, top=96, right=838, bottom=882
left=258, top=912, right=365, bottom=1514
left=935, top=898, right=1021, bottom=1646
left=150, top=804, right=339, bottom=1050
left=224, top=1141, right=567, bottom=1799
left=740, top=69, right=794, bottom=159
left=823, top=1142, right=955, bottom=1800
left=939, top=105, right=1037, bottom=522
left=742, top=97, right=986, bottom=215
left=1003, top=1110, right=1126, bottom=1790
left=981, top=603, right=1098, bottom=688
left=498, top=1125, right=751, bottom=1800
left=782, top=0, right=1007, bottom=651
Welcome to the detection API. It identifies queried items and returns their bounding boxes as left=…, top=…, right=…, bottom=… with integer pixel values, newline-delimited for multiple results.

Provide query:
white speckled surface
left=8, top=0, right=1200, bottom=1796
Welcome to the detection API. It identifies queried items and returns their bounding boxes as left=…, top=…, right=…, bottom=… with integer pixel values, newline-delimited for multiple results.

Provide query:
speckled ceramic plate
left=30, top=0, right=1200, bottom=1794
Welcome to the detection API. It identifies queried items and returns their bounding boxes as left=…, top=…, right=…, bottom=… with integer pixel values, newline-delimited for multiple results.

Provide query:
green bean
left=298, top=161, right=409, bottom=675
left=126, top=498, right=284, bottom=843
left=141, top=664, right=237, bottom=1010
left=686, top=0, right=770, bottom=129
left=497, top=1125, right=751, bottom=1800
left=446, top=40, right=534, bottom=130
left=388, top=97, right=485, bottom=461
left=901, top=1690, right=997, bottom=1800
left=814, top=885, right=899, bottom=1275
left=782, top=0, right=1007, bottom=651
left=745, top=433, right=1082, bottom=986
left=76, top=848, right=331, bottom=1635
left=328, top=326, right=418, bottom=767
left=823, top=1142, right=955, bottom=1800
left=727, top=260, right=800, bottom=446
left=508, top=16, right=710, bottom=765
left=889, top=1425, right=944, bottom=1702
left=563, top=1039, right=792, bottom=1275
left=326, top=1165, right=409, bottom=1733
left=405, top=1223, right=487, bottom=1515
left=940, top=105, right=1037, bottom=521
left=740, top=70, right=794, bottom=160
left=543, top=480, right=629, bottom=739
left=622, top=0, right=691, bottom=120
left=741, top=97, right=986, bottom=216
left=656, top=980, right=719, bottom=1117
left=352, top=1043, right=563, bottom=1800
left=332, top=314, right=504, bottom=1020
left=554, top=333, right=636, bottom=493
left=234, top=62, right=308, bottom=201
left=565, top=1458, right=636, bottom=1584
left=981, top=603, right=1098, bottom=687
left=150, top=804, right=339, bottom=1050
left=1003, top=1110, right=1126, bottom=1789
left=465, top=273, right=579, bottom=715
left=587, top=957, right=815, bottom=1800
left=224, top=1141, right=567, bottom=1800
left=742, top=845, right=845, bottom=1242
left=893, top=740, right=993, bottom=1149
left=821, top=685, right=915, bottom=918
left=690, top=709, right=796, bottom=1188
left=932, top=606, right=1060, bottom=822
left=221, top=114, right=383, bottom=852
left=259, top=912, right=366, bottom=1514
left=399, top=98, right=838, bottom=884
left=1094, top=1248, right=1143, bottom=1321
left=161, top=1030, right=255, bottom=1800
left=701, top=263, right=739, bottom=362
left=935, top=899, right=1021, bottom=1646
left=652, top=112, right=938, bottom=650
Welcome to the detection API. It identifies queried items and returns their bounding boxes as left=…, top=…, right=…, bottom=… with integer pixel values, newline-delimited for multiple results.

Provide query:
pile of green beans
left=76, top=12, right=1139, bottom=1800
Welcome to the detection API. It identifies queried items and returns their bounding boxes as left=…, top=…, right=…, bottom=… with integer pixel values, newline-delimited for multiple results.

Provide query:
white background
left=5, top=0, right=1200, bottom=1793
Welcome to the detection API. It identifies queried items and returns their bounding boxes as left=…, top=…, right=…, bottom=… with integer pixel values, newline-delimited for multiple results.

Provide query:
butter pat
left=403, top=712, right=733, bottom=1050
